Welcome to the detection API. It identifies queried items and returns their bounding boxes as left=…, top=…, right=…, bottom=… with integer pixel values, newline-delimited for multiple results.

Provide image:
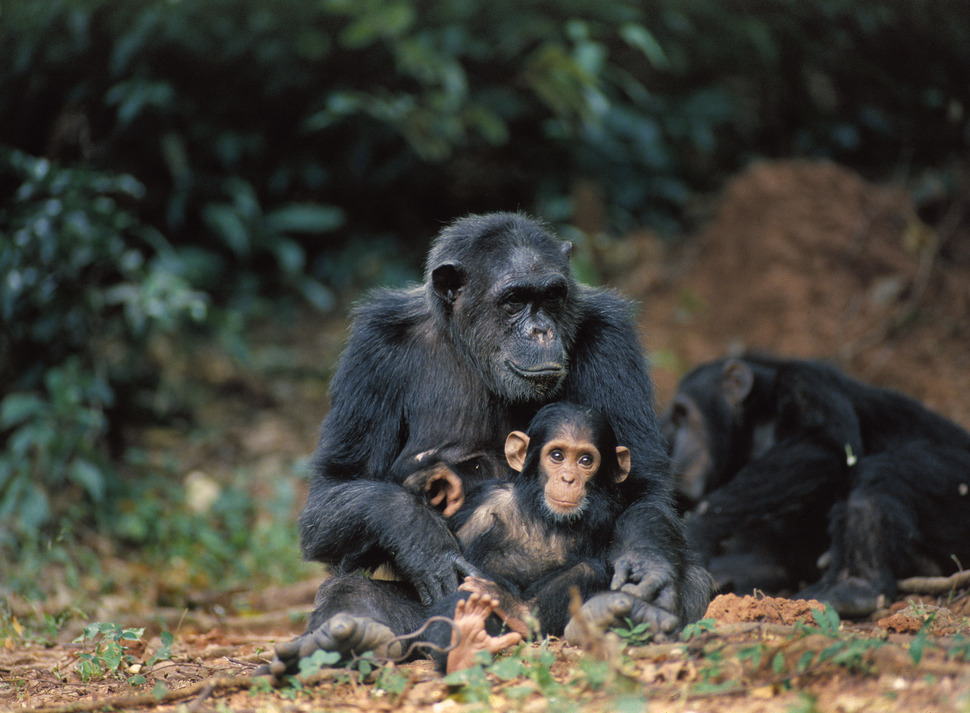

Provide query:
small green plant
left=374, top=663, right=409, bottom=697
left=613, top=617, right=654, bottom=646
left=948, top=634, right=970, bottom=662
left=681, top=617, right=717, bottom=640
left=443, top=660, right=492, bottom=704
left=73, top=623, right=173, bottom=684
left=811, top=604, right=842, bottom=637
left=909, top=616, right=936, bottom=665
left=296, top=648, right=342, bottom=678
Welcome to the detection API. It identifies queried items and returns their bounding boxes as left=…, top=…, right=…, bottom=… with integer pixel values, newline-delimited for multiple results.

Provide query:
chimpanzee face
left=483, top=248, right=574, bottom=401
left=429, top=220, right=579, bottom=403
left=506, top=419, right=630, bottom=522
left=663, top=359, right=755, bottom=506
left=663, top=394, right=714, bottom=504
left=538, top=427, right=602, bottom=517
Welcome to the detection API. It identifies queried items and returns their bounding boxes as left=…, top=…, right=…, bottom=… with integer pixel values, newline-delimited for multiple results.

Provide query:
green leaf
left=619, top=23, right=669, bottom=68
left=812, top=605, right=841, bottom=637
left=264, top=204, right=345, bottom=235
left=490, top=655, right=525, bottom=681
left=0, top=393, right=45, bottom=428
left=910, top=627, right=930, bottom=664
left=101, top=641, right=124, bottom=671
left=298, top=277, right=336, bottom=312
left=298, top=648, right=340, bottom=677
left=70, top=459, right=106, bottom=502
left=203, top=204, right=250, bottom=257
left=796, top=650, right=816, bottom=673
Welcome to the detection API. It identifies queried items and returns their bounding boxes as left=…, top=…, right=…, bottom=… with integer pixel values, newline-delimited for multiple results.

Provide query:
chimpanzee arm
left=300, top=477, right=471, bottom=604
left=684, top=439, right=851, bottom=562
left=298, top=294, right=477, bottom=604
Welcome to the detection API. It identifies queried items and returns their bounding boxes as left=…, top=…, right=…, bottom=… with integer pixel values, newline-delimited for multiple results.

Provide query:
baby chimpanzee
left=266, top=402, right=631, bottom=677
left=449, top=400, right=631, bottom=640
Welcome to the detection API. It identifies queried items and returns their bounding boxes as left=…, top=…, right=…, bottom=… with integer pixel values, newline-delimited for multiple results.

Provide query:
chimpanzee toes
left=564, top=591, right=680, bottom=645
left=304, top=612, right=398, bottom=657
left=325, top=612, right=358, bottom=642
left=273, top=637, right=304, bottom=661
left=795, top=576, right=889, bottom=618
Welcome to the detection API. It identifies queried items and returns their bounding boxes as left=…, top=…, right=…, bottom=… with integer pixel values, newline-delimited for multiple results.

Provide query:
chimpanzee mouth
left=507, top=361, right=565, bottom=381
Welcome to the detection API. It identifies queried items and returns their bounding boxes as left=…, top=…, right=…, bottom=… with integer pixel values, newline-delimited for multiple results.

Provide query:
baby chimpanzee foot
left=446, top=592, right=522, bottom=674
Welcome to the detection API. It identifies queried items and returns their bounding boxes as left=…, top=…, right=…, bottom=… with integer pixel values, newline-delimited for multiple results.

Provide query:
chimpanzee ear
left=614, top=446, right=631, bottom=483
left=431, top=263, right=467, bottom=305
left=560, top=241, right=573, bottom=260
left=721, top=359, right=754, bottom=408
left=505, top=431, right=530, bottom=472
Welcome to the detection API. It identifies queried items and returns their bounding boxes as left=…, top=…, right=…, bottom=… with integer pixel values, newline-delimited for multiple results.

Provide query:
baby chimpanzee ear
left=614, top=446, right=631, bottom=483
left=505, top=431, right=530, bottom=472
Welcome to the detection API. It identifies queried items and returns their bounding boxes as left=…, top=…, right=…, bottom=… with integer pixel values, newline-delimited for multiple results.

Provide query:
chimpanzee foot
left=263, top=613, right=400, bottom=679
left=795, top=577, right=889, bottom=618
left=564, top=591, right=680, bottom=646
left=446, top=592, right=523, bottom=674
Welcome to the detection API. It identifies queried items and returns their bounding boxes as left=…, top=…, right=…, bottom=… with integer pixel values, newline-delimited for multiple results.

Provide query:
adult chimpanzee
left=268, top=402, right=639, bottom=677
left=663, top=354, right=970, bottom=617
left=286, top=213, right=710, bottom=669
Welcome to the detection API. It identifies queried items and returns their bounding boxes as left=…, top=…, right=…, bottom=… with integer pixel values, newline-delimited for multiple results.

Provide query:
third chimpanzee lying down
left=267, top=402, right=639, bottom=676
left=663, top=354, right=970, bottom=617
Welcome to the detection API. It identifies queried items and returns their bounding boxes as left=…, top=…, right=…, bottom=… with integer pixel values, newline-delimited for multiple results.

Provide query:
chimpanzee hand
left=610, top=551, right=679, bottom=614
left=392, top=540, right=461, bottom=605
left=390, top=531, right=486, bottom=605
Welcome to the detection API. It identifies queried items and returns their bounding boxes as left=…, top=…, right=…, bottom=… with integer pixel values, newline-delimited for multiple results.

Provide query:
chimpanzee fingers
left=453, top=554, right=487, bottom=581
left=611, top=553, right=676, bottom=608
left=619, top=575, right=677, bottom=612
left=413, top=567, right=460, bottom=605
left=609, top=558, right=634, bottom=592
left=626, top=594, right=681, bottom=635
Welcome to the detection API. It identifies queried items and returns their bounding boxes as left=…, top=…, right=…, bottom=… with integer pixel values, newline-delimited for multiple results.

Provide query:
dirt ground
left=3, top=160, right=970, bottom=712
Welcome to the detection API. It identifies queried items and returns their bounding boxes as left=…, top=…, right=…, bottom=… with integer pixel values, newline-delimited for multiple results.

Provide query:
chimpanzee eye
left=502, top=291, right=527, bottom=315
left=579, top=454, right=594, bottom=467
left=545, top=284, right=567, bottom=308
left=549, top=449, right=565, bottom=463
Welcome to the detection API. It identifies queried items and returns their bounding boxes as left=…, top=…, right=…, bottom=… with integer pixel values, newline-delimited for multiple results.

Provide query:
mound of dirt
left=629, top=159, right=970, bottom=428
left=705, top=593, right=825, bottom=626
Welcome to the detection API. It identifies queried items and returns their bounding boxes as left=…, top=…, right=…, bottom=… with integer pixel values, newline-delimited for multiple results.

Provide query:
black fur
left=298, top=213, right=709, bottom=631
left=300, top=403, right=637, bottom=672
left=664, top=354, right=970, bottom=616
left=449, top=402, right=626, bottom=635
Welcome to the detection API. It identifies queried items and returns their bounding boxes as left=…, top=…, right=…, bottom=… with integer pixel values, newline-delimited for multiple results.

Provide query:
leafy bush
left=3, top=0, right=966, bottom=251
left=0, top=148, right=208, bottom=546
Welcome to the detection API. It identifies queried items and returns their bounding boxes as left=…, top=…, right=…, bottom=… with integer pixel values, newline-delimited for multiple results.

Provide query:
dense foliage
left=1, top=0, right=968, bottom=569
